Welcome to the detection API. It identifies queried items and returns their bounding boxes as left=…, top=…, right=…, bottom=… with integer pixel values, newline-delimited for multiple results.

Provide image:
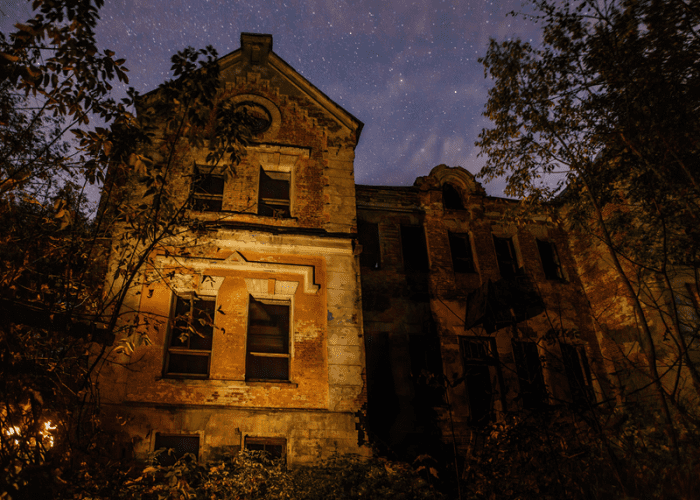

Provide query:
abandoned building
left=97, top=32, right=695, bottom=467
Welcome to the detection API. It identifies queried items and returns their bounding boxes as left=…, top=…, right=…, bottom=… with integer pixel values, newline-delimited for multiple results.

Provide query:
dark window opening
left=246, top=297, right=290, bottom=381
left=512, top=340, right=547, bottom=409
left=443, top=184, right=464, bottom=210
left=358, top=221, right=381, bottom=269
left=245, top=437, right=286, bottom=462
left=449, top=232, right=476, bottom=274
left=164, top=295, right=215, bottom=377
left=409, top=334, right=445, bottom=406
left=193, top=166, right=224, bottom=212
left=537, top=239, right=563, bottom=280
left=154, top=434, right=199, bottom=466
left=460, top=337, right=500, bottom=426
left=401, top=225, right=429, bottom=273
left=258, top=167, right=290, bottom=217
left=560, top=343, right=594, bottom=406
left=493, top=236, right=519, bottom=279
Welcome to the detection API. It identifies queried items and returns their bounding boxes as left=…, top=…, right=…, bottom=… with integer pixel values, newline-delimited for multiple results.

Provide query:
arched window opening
left=443, top=183, right=464, bottom=210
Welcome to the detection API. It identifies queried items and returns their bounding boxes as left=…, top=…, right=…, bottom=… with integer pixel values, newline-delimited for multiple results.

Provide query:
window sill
left=246, top=380, right=298, bottom=388
left=156, top=377, right=298, bottom=389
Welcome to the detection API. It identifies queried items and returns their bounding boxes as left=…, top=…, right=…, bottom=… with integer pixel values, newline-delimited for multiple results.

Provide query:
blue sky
left=1, top=0, right=542, bottom=195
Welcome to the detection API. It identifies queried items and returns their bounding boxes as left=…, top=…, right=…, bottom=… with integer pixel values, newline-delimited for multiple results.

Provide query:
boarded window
left=246, top=297, right=290, bottom=380
left=460, top=337, right=500, bottom=426
left=164, top=295, right=215, bottom=377
left=245, top=437, right=286, bottom=462
left=358, top=221, right=381, bottom=269
left=493, top=236, right=518, bottom=279
left=154, top=433, right=199, bottom=466
left=537, top=239, right=563, bottom=280
left=443, top=183, right=464, bottom=210
left=258, top=167, right=290, bottom=217
left=401, top=225, right=429, bottom=272
left=449, top=232, right=475, bottom=274
left=560, top=343, right=594, bottom=406
left=512, top=340, right=547, bottom=409
left=193, top=166, right=224, bottom=212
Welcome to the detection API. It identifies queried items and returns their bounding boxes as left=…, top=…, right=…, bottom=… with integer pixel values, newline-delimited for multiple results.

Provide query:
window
left=493, top=236, right=519, bottom=279
left=245, top=437, right=286, bottom=462
left=258, top=167, right=290, bottom=217
left=449, top=232, right=475, bottom=274
left=358, top=221, right=381, bottom=269
left=193, top=166, right=224, bottom=212
left=154, top=433, right=199, bottom=466
left=401, top=224, right=429, bottom=272
left=460, top=337, right=501, bottom=426
left=560, top=343, right=594, bottom=406
left=246, top=296, right=290, bottom=380
left=443, top=183, right=464, bottom=210
left=512, top=340, right=547, bottom=409
left=537, top=239, right=564, bottom=280
left=164, top=295, right=215, bottom=377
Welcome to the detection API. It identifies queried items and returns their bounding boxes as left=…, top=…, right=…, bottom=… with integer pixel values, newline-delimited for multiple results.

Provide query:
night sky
left=1, top=0, right=542, bottom=196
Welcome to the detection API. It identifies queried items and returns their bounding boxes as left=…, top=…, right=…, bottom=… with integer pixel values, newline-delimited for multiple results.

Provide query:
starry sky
left=1, top=0, right=543, bottom=196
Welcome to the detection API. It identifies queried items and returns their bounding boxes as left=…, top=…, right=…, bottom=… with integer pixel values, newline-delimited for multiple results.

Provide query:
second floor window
left=493, top=236, right=519, bottom=279
left=258, top=167, right=290, bottom=218
left=401, top=224, right=430, bottom=272
left=164, top=294, right=215, bottom=377
left=246, top=297, right=290, bottom=381
left=358, top=221, right=381, bottom=269
left=461, top=337, right=501, bottom=426
left=449, top=232, right=476, bottom=274
left=193, top=166, right=224, bottom=212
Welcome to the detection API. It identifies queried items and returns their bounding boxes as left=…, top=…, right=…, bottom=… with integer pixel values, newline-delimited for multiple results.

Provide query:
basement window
left=258, top=167, right=290, bottom=218
left=154, top=433, right=199, bottom=466
left=358, top=221, right=381, bottom=269
left=193, top=165, right=224, bottom=212
left=460, top=337, right=501, bottom=426
left=401, top=224, right=430, bottom=273
left=512, top=340, right=547, bottom=409
left=449, top=232, right=476, bottom=274
left=246, top=297, right=290, bottom=381
left=493, top=236, right=519, bottom=279
left=245, top=437, right=287, bottom=462
left=560, top=343, right=594, bottom=406
left=537, top=239, right=564, bottom=280
left=164, top=294, right=215, bottom=377
left=443, top=183, right=464, bottom=210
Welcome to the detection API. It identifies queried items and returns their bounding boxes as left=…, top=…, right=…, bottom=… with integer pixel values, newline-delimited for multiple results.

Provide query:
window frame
left=258, top=166, right=291, bottom=218
left=245, top=295, right=293, bottom=382
left=192, top=164, right=225, bottom=212
left=244, top=436, right=287, bottom=463
left=163, top=293, right=216, bottom=379
left=560, top=343, right=595, bottom=406
left=536, top=239, right=564, bottom=281
left=358, top=220, right=381, bottom=269
left=154, top=432, right=200, bottom=466
left=459, top=336, right=503, bottom=426
left=512, top=340, right=548, bottom=409
left=448, top=231, right=476, bottom=274
left=493, top=235, right=520, bottom=279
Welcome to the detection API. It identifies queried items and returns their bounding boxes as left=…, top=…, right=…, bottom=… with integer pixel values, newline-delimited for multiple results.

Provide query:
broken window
left=401, top=224, right=430, bottom=272
left=493, top=236, right=519, bottom=279
left=460, top=337, right=501, bottom=426
left=164, top=295, right=215, bottom=377
left=193, top=165, right=224, bottom=212
left=512, top=340, right=547, bottom=409
left=246, top=297, right=290, bottom=381
left=258, top=167, right=290, bottom=217
left=154, top=433, right=199, bottom=466
left=245, top=437, right=286, bottom=462
left=449, top=232, right=476, bottom=274
left=537, top=239, right=564, bottom=280
left=443, top=183, right=464, bottom=210
left=358, top=221, right=381, bottom=269
left=560, top=343, right=594, bottom=406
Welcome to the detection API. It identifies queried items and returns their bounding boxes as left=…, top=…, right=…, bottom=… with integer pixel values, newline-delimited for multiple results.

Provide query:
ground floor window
left=154, top=433, right=199, bottom=466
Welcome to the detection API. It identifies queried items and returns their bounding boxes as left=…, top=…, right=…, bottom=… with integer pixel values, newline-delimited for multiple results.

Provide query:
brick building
left=98, top=32, right=692, bottom=467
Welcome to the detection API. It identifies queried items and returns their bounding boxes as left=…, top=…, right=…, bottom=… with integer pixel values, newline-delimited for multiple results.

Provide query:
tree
left=476, top=0, right=700, bottom=494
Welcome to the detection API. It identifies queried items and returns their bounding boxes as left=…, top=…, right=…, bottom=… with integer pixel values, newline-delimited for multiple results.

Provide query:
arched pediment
left=414, top=164, right=486, bottom=197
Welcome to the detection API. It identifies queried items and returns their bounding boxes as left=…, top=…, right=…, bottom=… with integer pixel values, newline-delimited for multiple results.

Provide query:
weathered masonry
left=98, top=33, right=367, bottom=466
